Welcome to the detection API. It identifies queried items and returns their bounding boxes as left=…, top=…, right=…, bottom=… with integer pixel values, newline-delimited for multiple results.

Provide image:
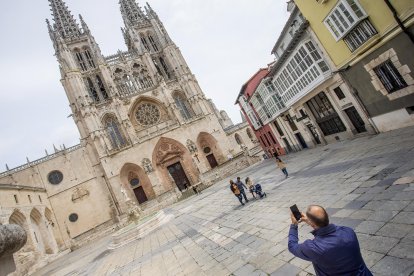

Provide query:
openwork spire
left=120, top=0, right=147, bottom=26
left=49, top=0, right=81, bottom=38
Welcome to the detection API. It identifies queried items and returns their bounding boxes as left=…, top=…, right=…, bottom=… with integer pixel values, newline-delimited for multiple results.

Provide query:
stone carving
left=121, top=188, right=131, bottom=201
left=186, top=139, right=197, bottom=153
left=0, top=224, right=27, bottom=276
left=155, top=140, right=183, bottom=165
left=71, top=187, right=90, bottom=202
left=142, top=158, right=153, bottom=174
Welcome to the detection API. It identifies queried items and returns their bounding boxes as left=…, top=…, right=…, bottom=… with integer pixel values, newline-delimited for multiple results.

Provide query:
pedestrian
left=235, top=177, right=249, bottom=203
left=192, top=185, right=200, bottom=195
left=245, top=177, right=256, bottom=199
left=275, top=154, right=288, bottom=178
left=229, top=180, right=244, bottom=205
left=288, top=205, right=373, bottom=276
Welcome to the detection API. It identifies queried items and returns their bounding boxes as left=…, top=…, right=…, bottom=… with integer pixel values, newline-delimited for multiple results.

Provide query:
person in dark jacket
left=236, top=177, right=249, bottom=203
left=288, top=205, right=372, bottom=276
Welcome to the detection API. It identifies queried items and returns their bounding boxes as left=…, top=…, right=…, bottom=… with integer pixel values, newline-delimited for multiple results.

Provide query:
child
left=276, top=156, right=288, bottom=178
left=245, top=177, right=256, bottom=199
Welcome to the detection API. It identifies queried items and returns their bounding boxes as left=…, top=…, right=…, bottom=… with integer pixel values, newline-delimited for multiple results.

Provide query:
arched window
left=74, top=48, right=95, bottom=71
left=246, top=128, right=254, bottom=140
left=87, top=77, right=100, bottom=102
left=84, top=49, right=96, bottom=68
left=235, top=133, right=243, bottom=145
left=75, top=50, right=87, bottom=71
left=141, top=36, right=150, bottom=52
left=148, top=35, right=159, bottom=51
left=96, top=75, right=109, bottom=100
left=104, top=115, right=127, bottom=149
left=174, top=93, right=193, bottom=121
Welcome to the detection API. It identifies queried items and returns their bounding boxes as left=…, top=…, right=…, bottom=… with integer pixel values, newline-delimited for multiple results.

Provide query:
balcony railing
left=136, top=120, right=179, bottom=143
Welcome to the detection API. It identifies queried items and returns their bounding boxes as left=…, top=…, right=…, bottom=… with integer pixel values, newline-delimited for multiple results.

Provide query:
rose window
left=135, top=103, right=161, bottom=126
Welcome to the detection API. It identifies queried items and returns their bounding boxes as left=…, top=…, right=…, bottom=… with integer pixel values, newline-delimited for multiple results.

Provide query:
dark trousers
left=235, top=194, right=243, bottom=204
left=240, top=189, right=248, bottom=201
left=282, top=168, right=288, bottom=176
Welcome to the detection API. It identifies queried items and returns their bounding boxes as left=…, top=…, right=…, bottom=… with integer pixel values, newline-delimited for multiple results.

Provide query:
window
left=130, top=178, right=140, bottom=186
left=374, top=60, right=408, bottom=94
left=48, top=170, right=64, bottom=185
left=174, top=93, right=194, bottom=120
left=74, top=49, right=96, bottom=71
left=333, top=86, right=346, bottom=100
left=306, top=92, right=347, bottom=136
left=274, top=121, right=284, bottom=136
left=75, top=52, right=87, bottom=71
left=264, top=134, right=271, bottom=146
left=148, top=35, right=159, bottom=52
left=286, top=115, right=298, bottom=131
left=344, top=19, right=377, bottom=52
left=324, top=0, right=366, bottom=40
left=203, top=147, right=211, bottom=154
left=69, top=213, right=78, bottom=222
left=141, top=37, right=151, bottom=51
left=104, top=115, right=127, bottom=149
left=87, top=77, right=99, bottom=102
left=246, top=128, right=254, bottom=140
left=271, top=41, right=330, bottom=106
left=14, top=195, right=18, bottom=204
left=96, top=76, right=109, bottom=100
left=235, top=134, right=243, bottom=145
left=28, top=195, right=32, bottom=203
left=268, top=132, right=277, bottom=144
left=86, top=76, right=109, bottom=103
left=84, top=50, right=96, bottom=68
left=135, top=103, right=161, bottom=126
left=39, top=195, right=42, bottom=203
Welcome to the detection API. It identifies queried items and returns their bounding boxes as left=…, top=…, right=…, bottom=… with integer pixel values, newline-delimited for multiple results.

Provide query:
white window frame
left=324, top=0, right=367, bottom=41
left=271, top=40, right=331, bottom=107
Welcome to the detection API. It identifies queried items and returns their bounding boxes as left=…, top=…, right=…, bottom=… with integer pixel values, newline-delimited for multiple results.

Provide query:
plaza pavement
left=34, top=126, right=414, bottom=276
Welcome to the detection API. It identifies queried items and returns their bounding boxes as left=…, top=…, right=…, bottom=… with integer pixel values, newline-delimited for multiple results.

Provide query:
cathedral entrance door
left=206, top=154, right=218, bottom=169
left=167, top=162, right=190, bottom=191
left=133, top=186, right=148, bottom=204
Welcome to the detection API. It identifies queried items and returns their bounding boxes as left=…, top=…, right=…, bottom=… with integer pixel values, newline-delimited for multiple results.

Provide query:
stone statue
left=121, top=188, right=131, bottom=201
left=0, top=224, right=27, bottom=276
left=142, top=158, right=153, bottom=174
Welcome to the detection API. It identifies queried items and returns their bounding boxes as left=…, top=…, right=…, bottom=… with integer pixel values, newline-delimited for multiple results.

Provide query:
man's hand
left=290, top=213, right=299, bottom=225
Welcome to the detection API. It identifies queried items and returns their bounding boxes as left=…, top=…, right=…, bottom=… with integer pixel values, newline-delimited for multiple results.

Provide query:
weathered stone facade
left=0, top=0, right=259, bottom=274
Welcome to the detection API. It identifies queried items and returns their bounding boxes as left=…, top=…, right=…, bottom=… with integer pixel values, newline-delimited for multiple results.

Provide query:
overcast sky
left=0, top=0, right=289, bottom=170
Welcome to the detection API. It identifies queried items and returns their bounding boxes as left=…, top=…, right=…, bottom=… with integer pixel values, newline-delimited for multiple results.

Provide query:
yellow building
left=294, top=0, right=414, bottom=132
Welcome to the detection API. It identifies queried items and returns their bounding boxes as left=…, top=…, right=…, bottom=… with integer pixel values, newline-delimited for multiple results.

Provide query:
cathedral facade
left=0, top=0, right=261, bottom=274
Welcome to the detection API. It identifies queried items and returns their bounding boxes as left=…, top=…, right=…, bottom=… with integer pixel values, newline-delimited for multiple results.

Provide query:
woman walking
left=245, top=177, right=256, bottom=199
left=275, top=155, right=288, bottom=178
left=230, top=180, right=245, bottom=205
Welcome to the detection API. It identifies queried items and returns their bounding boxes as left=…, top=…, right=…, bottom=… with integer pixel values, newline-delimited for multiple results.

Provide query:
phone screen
left=290, top=204, right=302, bottom=221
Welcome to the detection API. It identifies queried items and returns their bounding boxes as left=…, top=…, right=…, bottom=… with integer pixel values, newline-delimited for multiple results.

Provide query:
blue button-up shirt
left=288, top=224, right=372, bottom=276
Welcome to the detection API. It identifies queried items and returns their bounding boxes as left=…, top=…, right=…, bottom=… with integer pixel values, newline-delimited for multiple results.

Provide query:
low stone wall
left=200, top=153, right=260, bottom=186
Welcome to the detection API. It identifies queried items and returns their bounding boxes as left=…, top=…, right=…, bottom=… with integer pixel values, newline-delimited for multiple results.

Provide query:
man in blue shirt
left=288, top=205, right=372, bottom=276
left=236, top=177, right=249, bottom=203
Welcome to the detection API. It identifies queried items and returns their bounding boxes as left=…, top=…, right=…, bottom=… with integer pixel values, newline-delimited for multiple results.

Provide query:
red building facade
left=236, top=69, right=285, bottom=157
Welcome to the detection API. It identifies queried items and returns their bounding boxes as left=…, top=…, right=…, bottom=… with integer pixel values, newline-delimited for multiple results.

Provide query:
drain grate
left=369, top=168, right=397, bottom=181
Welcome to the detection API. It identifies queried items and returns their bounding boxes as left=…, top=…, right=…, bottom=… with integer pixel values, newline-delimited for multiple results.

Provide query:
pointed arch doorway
left=153, top=137, right=200, bottom=192
left=167, top=162, right=190, bottom=191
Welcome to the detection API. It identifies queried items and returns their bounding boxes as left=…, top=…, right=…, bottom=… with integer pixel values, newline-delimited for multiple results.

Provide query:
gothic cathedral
left=0, top=1, right=260, bottom=274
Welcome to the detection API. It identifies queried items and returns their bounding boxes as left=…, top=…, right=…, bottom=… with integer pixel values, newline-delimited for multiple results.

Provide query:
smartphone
left=290, top=204, right=302, bottom=222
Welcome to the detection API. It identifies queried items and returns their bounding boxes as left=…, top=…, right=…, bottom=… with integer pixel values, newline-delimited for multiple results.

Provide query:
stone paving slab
left=33, top=126, right=414, bottom=276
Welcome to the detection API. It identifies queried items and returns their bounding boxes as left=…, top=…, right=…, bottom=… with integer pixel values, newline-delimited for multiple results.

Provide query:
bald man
left=288, top=205, right=372, bottom=276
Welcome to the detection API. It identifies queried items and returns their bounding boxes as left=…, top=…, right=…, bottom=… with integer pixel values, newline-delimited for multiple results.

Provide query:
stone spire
left=120, top=0, right=147, bottom=26
left=48, top=0, right=81, bottom=38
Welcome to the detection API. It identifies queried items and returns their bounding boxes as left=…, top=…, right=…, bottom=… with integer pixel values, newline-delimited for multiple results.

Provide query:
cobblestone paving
left=35, top=126, right=414, bottom=276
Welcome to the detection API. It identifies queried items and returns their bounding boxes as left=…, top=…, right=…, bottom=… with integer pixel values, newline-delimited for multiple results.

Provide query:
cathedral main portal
left=167, top=162, right=190, bottom=191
